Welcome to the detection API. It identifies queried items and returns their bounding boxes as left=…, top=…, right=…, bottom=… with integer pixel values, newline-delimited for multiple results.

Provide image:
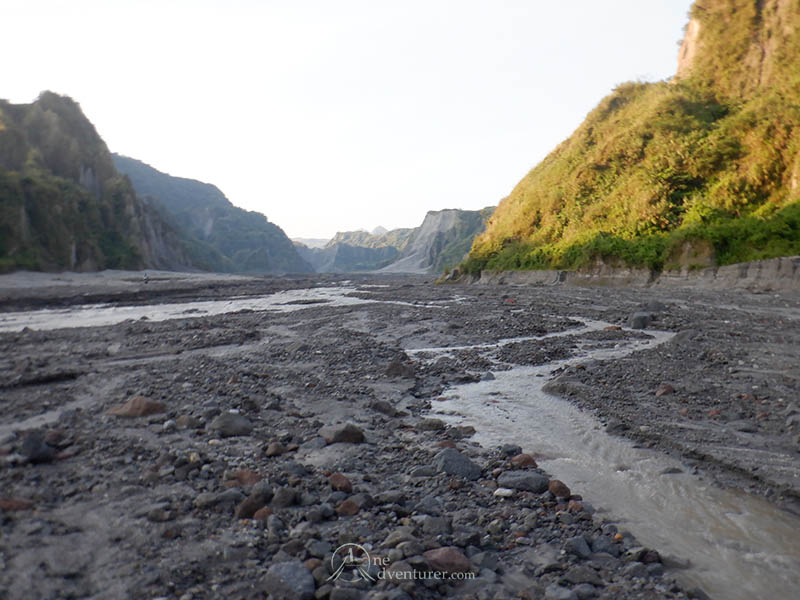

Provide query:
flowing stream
left=413, top=320, right=800, bottom=600
left=3, top=291, right=799, bottom=598
left=0, top=286, right=422, bottom=333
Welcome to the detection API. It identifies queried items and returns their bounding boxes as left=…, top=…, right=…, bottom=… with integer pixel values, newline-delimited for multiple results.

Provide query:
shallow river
left=415, top=321, right=800, bottom=600
left=2, top=289, right=799, bottom=598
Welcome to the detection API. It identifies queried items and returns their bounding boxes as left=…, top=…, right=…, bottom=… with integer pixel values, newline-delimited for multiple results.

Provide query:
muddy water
left=418, top=321, right=800, bottom=600
left=0, top=287, right=404, bottom=332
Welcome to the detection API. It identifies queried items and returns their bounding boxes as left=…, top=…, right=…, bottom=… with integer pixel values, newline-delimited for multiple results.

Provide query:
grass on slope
left=465, top=78, right=800, bottom=274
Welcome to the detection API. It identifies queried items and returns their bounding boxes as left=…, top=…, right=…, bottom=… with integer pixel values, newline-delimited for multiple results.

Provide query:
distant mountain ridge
left=0, top=92, right=189, bottom=272
left=294, top=207, right=493, bottom=274
left=113, top=155, right=312, bottom=274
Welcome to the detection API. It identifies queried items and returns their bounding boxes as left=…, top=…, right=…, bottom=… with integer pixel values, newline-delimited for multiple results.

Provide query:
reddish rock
left=707, top=409, right=721, bottom=418
left=304, top=558, right=323, bottom=571
left=436, top=440, right=458, bottom=449
left=226, top=469, right=262, bottom=487
left=679, top=408, right=690, bottom=417
left=549, top=480, right=571, bottom=498
left=448, top=478, right=464, bottom=490
left=510, top=453, right=537, bottom=468
left=336, top=499, right=360, bottom=516
left=329, top=473, right=353, bottom=493
left=655, top=383, right=675, bottom=397
left=567, top=499, right=585, bottom=513
left=235, top=494, right=267, bottom=519
left=253, top=507, right=272, bottom=521
left=107, top=396, right=166, bottom=417
left=0, top=498, right=34, bottom=511
left=604, top=325, right=622, bottom=331
left=423, top=546, right=472, bottom=574
left=265, top=442, right=287, bottom=457
left=756, top=411, right=770, bottom=420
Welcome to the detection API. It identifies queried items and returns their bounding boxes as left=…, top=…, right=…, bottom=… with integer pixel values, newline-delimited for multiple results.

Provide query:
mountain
left=292, top=237, right=329, bottom=249
left=113, top=155, right=313, bottom=274
left=295, top=208, right=492, bottom=273
left=464, top=0, right=800, bottom=275
left=381, top=208, right=494, bottom=274
left=0, top=92, right=190, bottom=272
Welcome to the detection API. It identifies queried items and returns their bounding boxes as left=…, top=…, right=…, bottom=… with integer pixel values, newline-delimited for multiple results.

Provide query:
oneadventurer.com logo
left=327, top=543, right=476, bottom=583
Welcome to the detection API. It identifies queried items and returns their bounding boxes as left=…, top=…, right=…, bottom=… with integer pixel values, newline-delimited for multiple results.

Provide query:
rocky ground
left=0, top=272, right=798, bottom=600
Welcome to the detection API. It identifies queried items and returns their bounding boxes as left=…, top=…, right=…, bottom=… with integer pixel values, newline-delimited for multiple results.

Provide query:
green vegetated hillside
left=0, top=92, right=189, bottom=272
left=113, top=155, right=312, bottom=274
left=464, top=0, right=800, bottom=275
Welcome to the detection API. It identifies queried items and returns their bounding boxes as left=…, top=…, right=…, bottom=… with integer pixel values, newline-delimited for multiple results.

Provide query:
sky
left=3, top=0, right=694, bottom=239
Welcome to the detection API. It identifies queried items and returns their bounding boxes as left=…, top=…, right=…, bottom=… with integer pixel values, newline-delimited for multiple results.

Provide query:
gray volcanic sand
left=0, top=272, right=798, bottom=600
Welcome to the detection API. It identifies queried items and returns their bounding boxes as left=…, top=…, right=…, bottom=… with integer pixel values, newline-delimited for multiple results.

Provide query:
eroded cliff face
left=676, top=0, right=800, bottom=98
left=0, top=92, right=191, bottom=272
left=380, top=208, right=493, bottom=274
left=676, top=18, right=701, bottom=79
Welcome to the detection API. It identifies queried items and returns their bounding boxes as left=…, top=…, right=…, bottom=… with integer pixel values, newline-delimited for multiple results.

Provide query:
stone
left=545, top=584, right=577, bottom=600
left=330, top=589, right=364, bottom=600
left=567, top=500, right=585, bottom=513
left=497, top=471, right=549, bottom=493
left=20, top=432, right=56, bottom=464
left=573, top=583, right=599, bottom=599
left=336, top=499, right=360, bottom=516
left=423, top=546, right=472, bottom=574
left=493, top=487, right=515, bottom=498
left=397, top=540, right=424, bottom=558
left=235, top=494, right=268, bottom=519
left=176, top=414, right=203, bottom=429
left=147, top=507, right=173, bottom=522
left=266, top=442, right=287, bottom=457
left=548, top=479, right=571, bottom=498
left=565, top=536, right=592, bottom=559
left=410, top=465, right=437, bottom=477
left=209, top=412, right=253, bottom=437
left=510, top=453, right=537, bottom=468
left=417, top=418, right=446, bottom=431
left=0, top=498, right=34, bottom=511
left=605, top=418, right=629, bottom=434
left=655, top=383, right=675, bottom=397
left=621, top=562, right=647, bottom=578
left=193, top=492, right=218, bottom=509
left=272, top=487, right=298, bottom=508
left=226, top=469, right=262, bottom=487
left=318, top=423, right=365, bottom=444
left=329, top=473, right=353, bottom=493
left=107, top=396, right=166, bottom=417
left=253, top=506, right=273, bottom=521
left=369, top=400, right=398, bottom=416
left=382, top=527, right=417, bottom=548
left=422, top=516, right=451, bottom=535
left=500, top=444, right=522, bottom=456
left=728, top=420, right=758, bottom=433
left=433, top=448, right=482, bottom=480
left=386, top=360, right=415, bottom=378
left=262, top=561, right=316, bottom=600
left=563, top=565, right=602, bottom=586
left=628, top=312, right=652, bottom=329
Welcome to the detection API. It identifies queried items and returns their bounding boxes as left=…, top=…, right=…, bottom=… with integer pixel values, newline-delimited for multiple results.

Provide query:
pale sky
left=3, top=1, right=693, bottom=239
